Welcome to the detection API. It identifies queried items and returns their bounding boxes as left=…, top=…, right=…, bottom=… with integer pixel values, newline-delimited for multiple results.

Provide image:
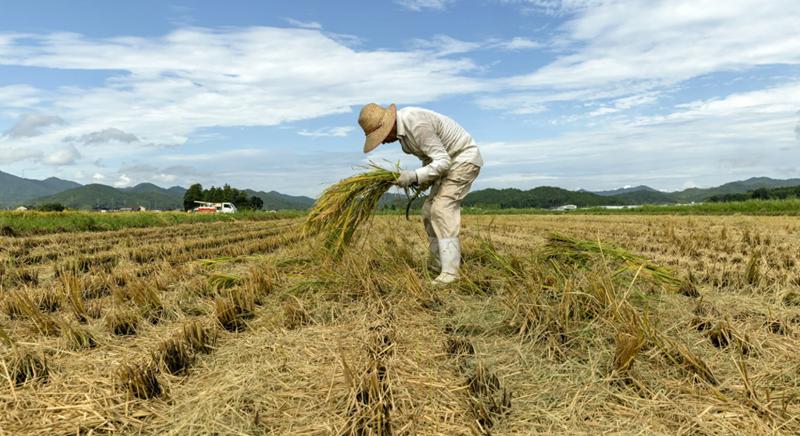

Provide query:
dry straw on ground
left=1, top=215, right=799, bottom=434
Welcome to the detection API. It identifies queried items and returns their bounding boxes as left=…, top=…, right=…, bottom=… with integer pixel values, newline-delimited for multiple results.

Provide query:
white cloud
left=476, top=83, right=800, bottom=191
left=494, top=37, right=543, bottom=50
left=411, top=35, right=481, bottom=56
left=0, top=26, right=483, bottom=158
left=44, top=144, right=81, bottom=166
left=510, top=0, right=800, bottom=90
left=504, top=0, right=608, bottom=16
left=0, top=85, right=42, bottom=108
left=4, top=113, right=65, bottom=138
left=92, top=173, right=105, bottom=181
left=395, top=0, right=454, bottom=11
left=297, top=126, right=354, bottom=137
left=588, top=91, right=660, bottom=116
left=795, top=112, right=800, bottom=143
left=0, top=147, right=42, bottom=164
left=483, top=0, right=800, bottom=118
left=113, top=174, right=132, bottom=188
left=283, top=18, right=323, bottom=30
left=67, top=127, right=139, bottom=145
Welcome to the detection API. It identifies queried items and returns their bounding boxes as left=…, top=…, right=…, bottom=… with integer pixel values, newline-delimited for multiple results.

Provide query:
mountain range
left=2, top=169, right=799, bottom=211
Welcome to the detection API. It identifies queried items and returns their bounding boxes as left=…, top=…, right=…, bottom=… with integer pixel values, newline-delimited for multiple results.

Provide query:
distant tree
left=37, top=203, right=66, bottom=212
left=249, top=195, right=263, bottom=210
left=183, top=183, right=204, bottom=211
left=751, top=187, right=770, bottom=200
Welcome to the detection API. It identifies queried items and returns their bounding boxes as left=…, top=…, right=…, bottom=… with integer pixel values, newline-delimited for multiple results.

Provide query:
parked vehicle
left=192, top=201, right=238, bottom=214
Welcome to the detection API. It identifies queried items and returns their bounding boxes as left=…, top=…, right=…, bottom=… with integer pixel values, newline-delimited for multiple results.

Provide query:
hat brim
left=363, top=104, right=396, bottom=153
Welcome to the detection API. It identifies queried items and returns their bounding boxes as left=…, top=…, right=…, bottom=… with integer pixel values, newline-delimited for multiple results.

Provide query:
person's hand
left=395, top=170, right=417, bottom=187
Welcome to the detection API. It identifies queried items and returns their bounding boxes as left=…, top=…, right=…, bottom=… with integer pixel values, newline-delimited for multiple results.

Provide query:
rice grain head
left=304, top=163, right=400, bottom=257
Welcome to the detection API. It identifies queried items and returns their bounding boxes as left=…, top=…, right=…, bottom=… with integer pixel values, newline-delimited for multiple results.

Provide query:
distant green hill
left=243, top=189, right=314, bottom=210
left=614, top=189, right=677, bottom=204
left=591, top=185, right=659, bottom=197
left=33, top=184, right=184, bottom=210
left=463, top=186, right=627, bottom=209
left=124, top=182, right=186, bottom=197
left=30, top=183, right=313, bottom=211
left=0, top=170, right=81, bottom=206
left=671, top=177, right=800, bottom=203
left=9, top=169, right=800, bottom=211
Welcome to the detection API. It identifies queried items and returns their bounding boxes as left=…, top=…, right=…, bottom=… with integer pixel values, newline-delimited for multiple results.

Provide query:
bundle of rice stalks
left=116, top=361, right=162, bottom=399
left=180, top=321, right=217, bottom=354
left=153, top=338, right=193, bottom=375
left=304, top=164, right=401, bottom=256
left=106, top=310, right=140, bottom=336
left=209, top=273, right=242, bottom=290
left=61, top=322, right=96, bottom=350
left=12, top=290, right=60, bottom=336
left=34, top=289, right=61, bottom=312
left=544, top=232, right=683, bottom=291
left=613, top=330, right=646, bottom=374
left=283, top=297, right=310, bottom=330
left=214, top=290, right=254, bottom=332
left=62, top=274, right=89, bottom=322
left=466, top=362, right=512, bottom=432
left=6, top=349, right=48, bottom=386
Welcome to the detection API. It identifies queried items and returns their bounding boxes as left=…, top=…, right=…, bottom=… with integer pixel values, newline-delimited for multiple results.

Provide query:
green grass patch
left=455, top=199, right=800, bottom=216
left=0, top=210, right=303, bottom=236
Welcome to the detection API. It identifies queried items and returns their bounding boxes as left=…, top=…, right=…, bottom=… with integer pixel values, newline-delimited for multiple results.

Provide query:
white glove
left=395, top=170, right=418, bottom=187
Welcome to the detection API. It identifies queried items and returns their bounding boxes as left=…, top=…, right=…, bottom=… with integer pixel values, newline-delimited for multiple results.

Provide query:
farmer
left=358, top=103, right=483, bottom=285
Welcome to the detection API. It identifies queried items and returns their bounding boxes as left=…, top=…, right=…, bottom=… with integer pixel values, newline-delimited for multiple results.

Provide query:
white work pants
left=421, top=162, right=481, bottom=239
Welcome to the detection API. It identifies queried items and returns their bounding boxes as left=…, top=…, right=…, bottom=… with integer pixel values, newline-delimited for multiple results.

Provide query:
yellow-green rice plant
left=209, top=273, right=242, bottom=290
left=544, top=232, right=683, bottom=292
left=304, top=164, right=400, bottom=257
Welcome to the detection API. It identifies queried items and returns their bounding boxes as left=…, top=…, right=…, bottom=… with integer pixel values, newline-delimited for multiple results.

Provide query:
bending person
left=358, top=103, right=483, bottom=284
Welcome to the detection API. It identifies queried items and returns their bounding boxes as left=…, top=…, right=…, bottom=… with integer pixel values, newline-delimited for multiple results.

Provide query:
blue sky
left=1, top=0, right=798, bottom=196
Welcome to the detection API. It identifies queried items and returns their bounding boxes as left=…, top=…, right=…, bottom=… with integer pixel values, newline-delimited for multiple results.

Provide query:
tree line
left=707, top=185, right=800, bottom=202
left=182, top=184, right=263, bottom=211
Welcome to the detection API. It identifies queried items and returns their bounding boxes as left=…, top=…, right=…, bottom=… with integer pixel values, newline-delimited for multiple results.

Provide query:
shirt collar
left=395, top=109, right=406, bottom=138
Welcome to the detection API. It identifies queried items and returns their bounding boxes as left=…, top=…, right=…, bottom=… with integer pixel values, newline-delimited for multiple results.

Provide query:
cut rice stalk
left=304, top=163, right=402, bottom=257
left=544, top=232, right=683, bottom=291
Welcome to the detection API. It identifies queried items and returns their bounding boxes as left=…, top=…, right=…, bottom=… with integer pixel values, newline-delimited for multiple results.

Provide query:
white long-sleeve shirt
left=396, top=107, right=483, bottom=184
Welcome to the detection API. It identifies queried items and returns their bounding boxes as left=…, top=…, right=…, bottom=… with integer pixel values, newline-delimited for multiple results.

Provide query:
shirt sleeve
left=412, top=122, right=451, bottom=184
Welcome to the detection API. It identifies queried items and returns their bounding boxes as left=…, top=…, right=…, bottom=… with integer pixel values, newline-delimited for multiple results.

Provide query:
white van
left=216, top=202, right=238, bottom=214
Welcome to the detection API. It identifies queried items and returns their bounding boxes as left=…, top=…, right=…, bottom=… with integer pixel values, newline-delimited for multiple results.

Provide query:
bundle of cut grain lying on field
left=304, top=164, right=399, bottom=256
left=544, top=232, right=685, bottom=292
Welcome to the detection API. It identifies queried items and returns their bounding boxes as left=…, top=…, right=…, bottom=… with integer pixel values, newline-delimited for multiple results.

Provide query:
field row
left=1, top=215, right=799, bottom=434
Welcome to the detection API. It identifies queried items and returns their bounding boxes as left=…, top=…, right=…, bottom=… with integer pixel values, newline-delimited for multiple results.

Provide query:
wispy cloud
left=297, top=126, right=354, bottom=137
left=0, top=27, right=482, bottom=159
left=44, top=144, right=81, bottom=166
left=3, top=113, right=64, bottom=138
left=283, top=18, right=323, bottom=30
left=395, top=0, right=455, bottom=11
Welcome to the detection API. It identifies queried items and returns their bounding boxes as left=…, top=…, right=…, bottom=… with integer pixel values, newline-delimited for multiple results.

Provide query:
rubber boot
left=432, top=238, right=460, bottom=285
left=428, top=237, right=441, bottom=272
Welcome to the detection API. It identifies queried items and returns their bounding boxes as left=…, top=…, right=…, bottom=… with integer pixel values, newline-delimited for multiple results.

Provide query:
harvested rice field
left=1, top=214, right=800, bottom=435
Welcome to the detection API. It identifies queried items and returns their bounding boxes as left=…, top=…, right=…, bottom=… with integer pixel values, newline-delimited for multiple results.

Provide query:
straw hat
left=358, top=103, right=396, bottom=153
